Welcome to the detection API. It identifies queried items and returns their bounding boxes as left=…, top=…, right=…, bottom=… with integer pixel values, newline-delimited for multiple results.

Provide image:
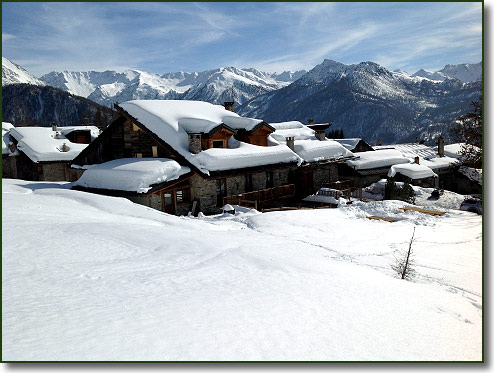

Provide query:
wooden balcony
left=222, top=184, right=296, bottom=210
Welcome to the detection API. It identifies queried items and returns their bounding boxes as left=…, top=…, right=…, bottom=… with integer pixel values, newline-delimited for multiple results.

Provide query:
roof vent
left=286, top=136, right=295, bottom=151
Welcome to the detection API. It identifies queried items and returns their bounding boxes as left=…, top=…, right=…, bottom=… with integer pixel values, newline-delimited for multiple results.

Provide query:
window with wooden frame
left=245, top=174, right=253, bottom=192
left=176, top=188, right=191, bottom=203
left=266, top=170, right=274, bottom=188
left=213, top=140, right=225, bottom=148
left=136, top=153, right=143, bottom=158
left=216, top=178, right=227, bottom=207
left=152, top=146, right=158, bottom=158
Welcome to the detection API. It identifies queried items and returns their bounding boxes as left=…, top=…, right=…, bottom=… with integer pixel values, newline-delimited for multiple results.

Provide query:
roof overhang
left=71, top=169, right=195, bottom=197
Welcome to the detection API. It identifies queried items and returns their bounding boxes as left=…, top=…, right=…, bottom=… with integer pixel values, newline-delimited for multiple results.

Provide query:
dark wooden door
left=162, top=192, right=175, bottom=214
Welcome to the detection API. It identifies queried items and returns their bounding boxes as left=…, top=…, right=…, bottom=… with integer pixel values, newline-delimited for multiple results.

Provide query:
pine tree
left=450, top=96, right=482, bottom=168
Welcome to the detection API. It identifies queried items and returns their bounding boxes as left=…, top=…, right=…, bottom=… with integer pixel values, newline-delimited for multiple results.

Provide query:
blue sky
left=2, top=2, right=482, bottom=77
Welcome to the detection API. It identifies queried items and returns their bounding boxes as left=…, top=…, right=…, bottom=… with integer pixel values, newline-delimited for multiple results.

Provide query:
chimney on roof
left=189, top=134, right=202, bottom=154
left=414, top=156, right=420, bottom=164
left=224, top=101, right=235, bottom=112
left=286, top=136, right=295, bottom=151
left=308, top=119, right=314, bottom=125
left=315, top=130, right=326, bottom=141
left=437, top=136, right=444, bottom=157
left=51, top=122, right=57, bottom=131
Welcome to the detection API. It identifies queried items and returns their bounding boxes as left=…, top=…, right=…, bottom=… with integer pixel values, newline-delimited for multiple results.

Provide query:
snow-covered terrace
left=269, top=121, right=354, bottom=163
left=9, top=125, right=100, bottom=162
left=118, top=100, right=300, bottom=175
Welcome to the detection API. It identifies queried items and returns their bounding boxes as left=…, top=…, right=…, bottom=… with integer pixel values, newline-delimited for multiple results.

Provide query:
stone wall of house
left=127, top=193, right=162, bottom=211
left=312, top=164, right=339, bottom=191
left=190, top=174, right=219, bottom=215
left=189, top=166, right=297, bottom=215
left=2, top=156, right=17, bottom=178
left=41, top=163, right=69, bottom=181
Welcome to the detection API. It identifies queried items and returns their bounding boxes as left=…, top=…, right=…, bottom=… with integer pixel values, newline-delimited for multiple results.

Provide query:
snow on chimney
left=437, top=136, right=444, bottom=157
left=189, top=134, right=202, bottom=154
left=286, top=136, right=295, bottom=151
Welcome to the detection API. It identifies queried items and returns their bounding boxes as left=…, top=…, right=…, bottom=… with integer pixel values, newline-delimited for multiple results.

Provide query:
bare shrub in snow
left=391, top=227, right=416, bottom=280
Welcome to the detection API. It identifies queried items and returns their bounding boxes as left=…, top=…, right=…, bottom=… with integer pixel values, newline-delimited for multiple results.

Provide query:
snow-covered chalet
left=71, top=100, right=355, bottom=215
left=2, top=122, right=100, bottom=181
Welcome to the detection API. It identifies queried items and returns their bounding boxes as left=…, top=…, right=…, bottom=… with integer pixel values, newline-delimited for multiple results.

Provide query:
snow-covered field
left=2, top=179, right=482, bottom=361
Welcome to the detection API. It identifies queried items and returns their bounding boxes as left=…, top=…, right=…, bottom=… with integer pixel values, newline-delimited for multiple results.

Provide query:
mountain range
left=2, top=57, right=481, bottom=144
left=237, top=59, right=482, bottom=144
left=39, top=66, right=307, bottom=107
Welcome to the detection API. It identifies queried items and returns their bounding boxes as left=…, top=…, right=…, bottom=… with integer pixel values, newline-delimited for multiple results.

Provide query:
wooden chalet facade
left=71, top=102, right=301, bottom=216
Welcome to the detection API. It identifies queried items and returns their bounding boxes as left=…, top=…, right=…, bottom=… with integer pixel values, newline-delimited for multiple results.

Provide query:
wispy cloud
left=1, top=2, right=482, bottom=76
left=2, top=33, right=16, bottom=42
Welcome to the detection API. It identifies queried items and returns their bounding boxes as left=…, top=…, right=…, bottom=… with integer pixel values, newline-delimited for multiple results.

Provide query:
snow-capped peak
left=40, top=66, right=306, bottom=107
left=412, top=62, right=482, bottom=83
left=2, top=57, right=46, bottom=86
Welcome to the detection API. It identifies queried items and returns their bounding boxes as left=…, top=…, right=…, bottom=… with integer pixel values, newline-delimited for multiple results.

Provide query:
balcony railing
left=222, top=184, right=296, bottom=210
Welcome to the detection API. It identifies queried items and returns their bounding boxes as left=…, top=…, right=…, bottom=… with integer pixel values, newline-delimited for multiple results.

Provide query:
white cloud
left=2, top=33, right=16, bottom=42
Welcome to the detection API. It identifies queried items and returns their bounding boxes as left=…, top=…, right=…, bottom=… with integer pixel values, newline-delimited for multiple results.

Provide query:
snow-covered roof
left=293, top=139, right=354, bottom=162
left=118, top=100, right=298, bottom=175
left=375, top=143, right=458, bottom=170
left=2, top=122, right=15, bottom=155
left=269, top=121, right=315, bottom=141
left=458, top=166, right=482, bottom=185
left=73, top=158, right=191, bottom=193
left=388, top=163, right=437, bottom=180
left=332, top=138, right=363, bottom=151
left=194, top=138, right=300, bottom=172
left=222, top=116, right=264, bottom=131
left=268, top=121, right=354, bottom=162
left=419, top=156, right=458, bottom=170
left=9, top=126, right=100, bottom=162
left=374, top=143, right=437, bottom=159
left=346, top=149, right=409, bottom=170
left=439, top=143, right=481, bottom=159
left=177, top=118, right=222, bottom=134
